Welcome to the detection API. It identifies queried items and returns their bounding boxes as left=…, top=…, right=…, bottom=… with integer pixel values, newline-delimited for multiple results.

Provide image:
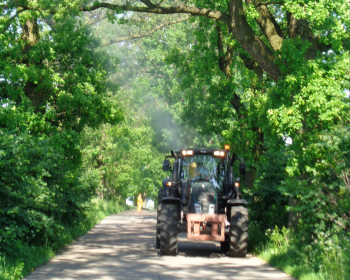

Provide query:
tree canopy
left=1, top=1, right=349, bottom=278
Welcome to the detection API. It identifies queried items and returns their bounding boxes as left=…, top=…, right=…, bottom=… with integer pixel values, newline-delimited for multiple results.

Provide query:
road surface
left=25, top=209, right=294, bottom=280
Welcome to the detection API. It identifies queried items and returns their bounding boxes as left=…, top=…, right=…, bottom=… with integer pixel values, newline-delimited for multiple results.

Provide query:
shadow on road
left=25, top=210, right=294, bottom=280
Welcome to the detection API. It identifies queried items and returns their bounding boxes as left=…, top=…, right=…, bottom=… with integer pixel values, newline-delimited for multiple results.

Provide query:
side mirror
left=239, top=162, right=246, bottom=175
left=163, top=159, right=171, bottom=171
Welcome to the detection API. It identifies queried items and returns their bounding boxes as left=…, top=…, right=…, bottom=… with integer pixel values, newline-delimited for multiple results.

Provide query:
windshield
left=180, top=154, right=225, bottom=192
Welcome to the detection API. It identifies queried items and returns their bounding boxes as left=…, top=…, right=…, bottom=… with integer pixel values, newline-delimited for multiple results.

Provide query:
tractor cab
left=178, top=149, right=229, bottom=215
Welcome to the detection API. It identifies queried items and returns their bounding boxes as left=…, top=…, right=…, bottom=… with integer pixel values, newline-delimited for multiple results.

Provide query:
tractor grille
left=192, top=183, right=216, bottom=214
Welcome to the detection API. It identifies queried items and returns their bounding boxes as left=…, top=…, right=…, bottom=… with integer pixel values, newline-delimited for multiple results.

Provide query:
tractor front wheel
left=159, top=203, right=178, bottom=255
left=229, top=206, right=248, bottom=257
left=156, top=189, right=165, bottom=249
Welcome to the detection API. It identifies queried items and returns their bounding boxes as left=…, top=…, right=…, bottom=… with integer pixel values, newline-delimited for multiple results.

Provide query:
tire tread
left=159, top=203, right=178, bottom=255
left=229, top=206, right=248, bottom=257
left=156, top=189, right=165, bottom=249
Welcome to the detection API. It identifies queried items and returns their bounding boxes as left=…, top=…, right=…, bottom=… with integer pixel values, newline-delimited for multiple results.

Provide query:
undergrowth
left=249, top=222, right=350, bottom=280
left=0, top=198, right=129, bottom=280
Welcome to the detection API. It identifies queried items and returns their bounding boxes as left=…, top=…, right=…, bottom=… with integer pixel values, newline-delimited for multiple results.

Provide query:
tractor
left=156, top=146, right=248, bottom=257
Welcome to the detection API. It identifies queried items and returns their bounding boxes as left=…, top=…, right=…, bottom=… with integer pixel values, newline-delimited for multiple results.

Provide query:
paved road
left=25, top=210, right=294, bottom=280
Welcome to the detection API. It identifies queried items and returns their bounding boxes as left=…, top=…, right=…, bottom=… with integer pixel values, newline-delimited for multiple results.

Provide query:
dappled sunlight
left=25, top=210, right=293, bottom=280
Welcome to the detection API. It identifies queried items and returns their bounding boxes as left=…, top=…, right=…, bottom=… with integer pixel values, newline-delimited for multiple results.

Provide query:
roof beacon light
left=224, top=144, right=230, bottom=151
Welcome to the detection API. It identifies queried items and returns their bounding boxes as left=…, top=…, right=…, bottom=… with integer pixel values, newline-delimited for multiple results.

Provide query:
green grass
left=0, top=198, right=130, bottom=280
left=251, top=226, right=350, bottom=280
left=257, top=246, right=329, bottom=280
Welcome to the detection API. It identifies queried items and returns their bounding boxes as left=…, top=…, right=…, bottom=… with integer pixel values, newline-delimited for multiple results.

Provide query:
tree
left=78, top=0, right=350, bottom=235
left=0, top=0, right=123, bottom=253
left=2, top=0, right=349, bottom=251
left=74, top=0, right=349, bottom=187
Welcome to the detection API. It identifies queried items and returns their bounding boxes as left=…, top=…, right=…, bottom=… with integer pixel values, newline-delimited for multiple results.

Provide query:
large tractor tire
left=156, top=189, right=165, bottom=249
left=229, top=206, right=248, bottom=257
left=159, top=203, right=178, bottom=255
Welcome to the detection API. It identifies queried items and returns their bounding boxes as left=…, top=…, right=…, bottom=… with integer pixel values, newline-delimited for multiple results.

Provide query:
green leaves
left=81, top=113, right=165, bottom=202
left=0, top=0, right=124, bottom=255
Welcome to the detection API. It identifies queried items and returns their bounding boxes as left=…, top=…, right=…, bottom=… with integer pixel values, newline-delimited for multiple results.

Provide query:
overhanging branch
left=79, top=3, right=229, bottom=24
left=101, top=16, right=189, bottom=46
left=2, top=8, right=28, bottom=33
left=228, top=0, right=281, bottom=81
left=85, top=14, right=108, bottom=26
left=255, top=1, right=284, bottom=6
left=216, top=24, right=233, bottom=78
left=246, top=0, right=284, bottom=51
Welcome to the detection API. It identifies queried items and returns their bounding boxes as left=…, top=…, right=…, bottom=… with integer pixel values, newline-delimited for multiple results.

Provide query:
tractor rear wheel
left=159, top=203, right=178, bottom=255
left=229, top=206, right=248, bottom=257
left=156, top=189, right=165, bottom=249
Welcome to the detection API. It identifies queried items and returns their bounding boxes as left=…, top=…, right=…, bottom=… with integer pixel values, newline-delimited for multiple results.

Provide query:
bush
left=0, top=198, right=127, bottom=280
left=245, top=147, right=290, bottom=250
left=0, top=129, right=95, bottom=254
left=255, top=224, right=350, bottom=280
left=247, top=127, right=350, bottom=279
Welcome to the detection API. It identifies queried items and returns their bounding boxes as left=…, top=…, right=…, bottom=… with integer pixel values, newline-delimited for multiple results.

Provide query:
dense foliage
left=0, top=2, right=122, bottom=260
left=1, top=0, right=349, bottom=279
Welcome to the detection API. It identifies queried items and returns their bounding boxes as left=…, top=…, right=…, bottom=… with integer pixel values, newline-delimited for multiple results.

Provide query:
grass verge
left=0, top=198, right=130, bottom=280
left=250, top=224, right=350, bottom=280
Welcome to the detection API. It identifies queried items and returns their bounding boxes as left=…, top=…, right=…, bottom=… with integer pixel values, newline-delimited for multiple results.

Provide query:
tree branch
left=5, top=0, right=281, bottom=80
left=85, top=14, right=108, bottom=26
left=216, top=24, right=245, bottom=116
left=287, top=12, right=331, bottom=60
left=247, top=0, right=284, bottom=51
left=217, top=25, right=226, bottom=73
left=101, top=16, right=189, bottom=46
left=228, top=0, right=281, bottom=81
left=216, top=25, right=233, bottom=78
left=79, top=3, right=230, bottom=24
left=255, top=1, right=284, bottom=6
left=1, top=8, right=27, bottom=33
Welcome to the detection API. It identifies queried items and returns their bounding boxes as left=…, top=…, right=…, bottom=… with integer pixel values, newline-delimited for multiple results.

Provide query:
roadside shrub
left=0, top=129, right=95, bottom=255
left=245, top=147, right=289, bottom=250
left=257, top=224, right=349, bottom=280
left=0, top=198, right=127, bottom=280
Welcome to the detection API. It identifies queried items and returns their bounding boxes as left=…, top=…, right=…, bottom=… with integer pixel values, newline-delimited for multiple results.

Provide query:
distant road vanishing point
left=25, top=209, right=294, bottom=280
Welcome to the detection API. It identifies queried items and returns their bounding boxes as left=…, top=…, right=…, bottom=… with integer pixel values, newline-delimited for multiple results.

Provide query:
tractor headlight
left=208, top=204, right=215, bottom=214
left=213, top=150, right=225, bottom=157
left=194, top=203, right=202, bottom=214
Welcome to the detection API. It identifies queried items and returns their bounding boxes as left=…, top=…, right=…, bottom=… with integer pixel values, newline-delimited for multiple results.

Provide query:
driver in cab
left=188, top=162, right=210, bottom=180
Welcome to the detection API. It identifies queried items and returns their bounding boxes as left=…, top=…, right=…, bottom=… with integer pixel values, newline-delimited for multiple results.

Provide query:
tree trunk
left=21, top=18, right=47, bottom=108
